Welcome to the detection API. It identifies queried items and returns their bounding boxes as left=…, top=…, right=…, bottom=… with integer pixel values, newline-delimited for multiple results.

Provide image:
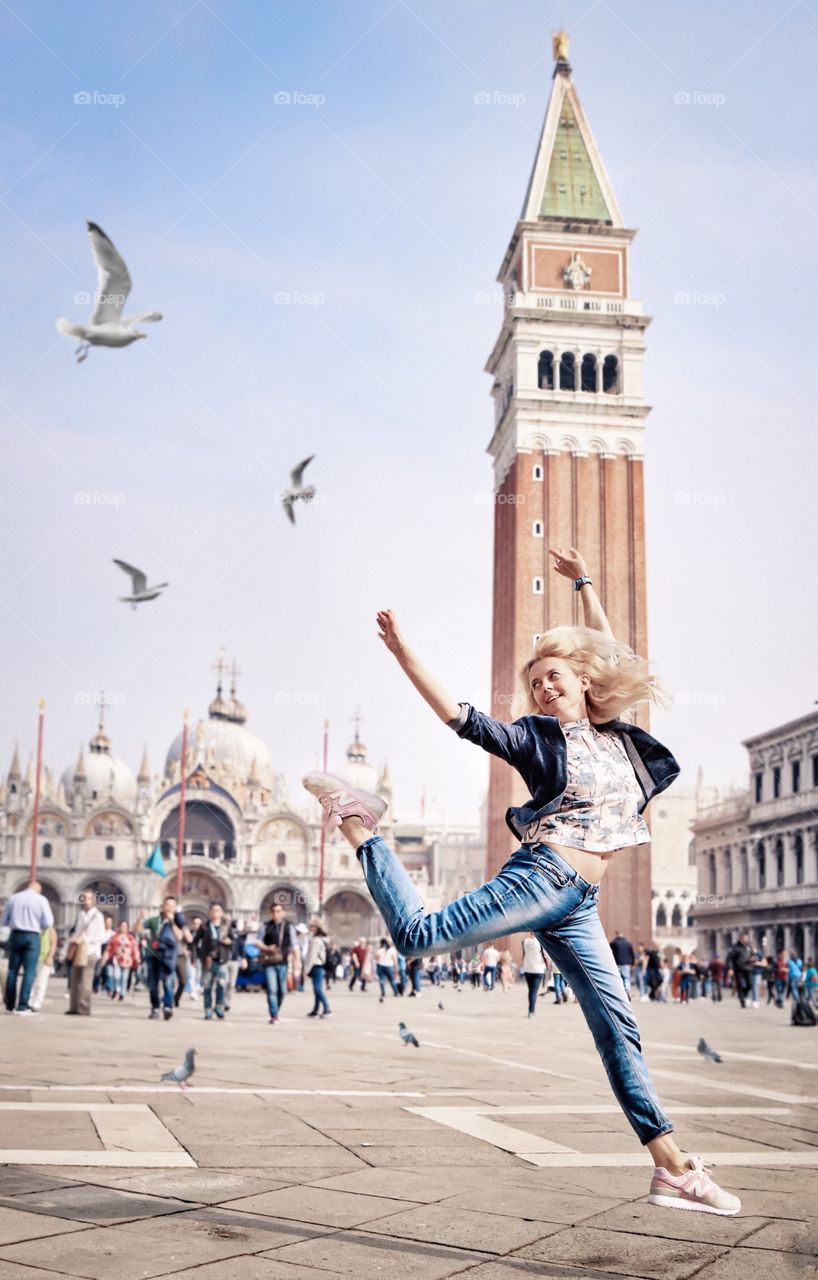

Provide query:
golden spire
left=552, top=29, right=570, bottom=63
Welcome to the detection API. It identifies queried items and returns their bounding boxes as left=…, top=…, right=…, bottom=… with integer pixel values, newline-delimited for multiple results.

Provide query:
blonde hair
left=520, top=626, right=671, bottom=721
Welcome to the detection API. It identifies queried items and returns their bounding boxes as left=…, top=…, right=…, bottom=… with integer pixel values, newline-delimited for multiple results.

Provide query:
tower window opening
left=602, top=354, right=619, bottom=393
left=580, top=353, right=597, bottom=393
left=559, top=352, right=576, bottom=391
left=532, top=520, right=543, bottom=537
left=533, top=577, right=544, bottom=595
left=532, top=464, right=543, bottom=481
left=537, top=350, right=554, bottom=390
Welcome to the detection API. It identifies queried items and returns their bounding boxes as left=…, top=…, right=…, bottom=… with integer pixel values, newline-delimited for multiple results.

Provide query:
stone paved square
left=0, top=979, right=814, bottom=1278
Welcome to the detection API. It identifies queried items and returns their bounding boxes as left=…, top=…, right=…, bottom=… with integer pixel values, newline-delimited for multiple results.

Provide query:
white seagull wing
left=121, top=311, right=163, bottom=328
left=88, top=222, right=132, bottom=324
left=113, top=558, right=147, bottom=594
left=289, top=455, right=314, bottom=490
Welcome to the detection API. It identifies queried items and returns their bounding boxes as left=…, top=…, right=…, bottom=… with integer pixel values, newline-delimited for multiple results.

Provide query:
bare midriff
left=540, top=840, right=614, bottom=886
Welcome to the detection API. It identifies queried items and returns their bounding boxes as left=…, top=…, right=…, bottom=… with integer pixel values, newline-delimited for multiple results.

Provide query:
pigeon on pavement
left=697, top=1037, right=723, bottom=1064
left=399, top=1022, right=419, bottom=1048
left=57, top=221, right=162, bottom=362
left=160, top=1048, right=196, bottom=1090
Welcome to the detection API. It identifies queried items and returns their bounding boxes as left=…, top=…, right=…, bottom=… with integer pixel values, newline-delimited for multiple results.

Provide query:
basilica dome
left=164, top=678, right=274, bottom=790
left=333, top=735, right=380, bottom=796
left=61, top=718, right=136, bottom=806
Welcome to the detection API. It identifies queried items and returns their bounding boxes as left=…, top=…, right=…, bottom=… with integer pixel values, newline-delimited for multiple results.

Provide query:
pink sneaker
left=302, top=772, right=387, bottom=831
left=648, top=1155, right=741, bottom=1215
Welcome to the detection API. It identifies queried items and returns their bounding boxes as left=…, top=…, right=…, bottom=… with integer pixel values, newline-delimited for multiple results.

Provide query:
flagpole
left=174, top=710, right=189, bottom=900
left=317, top=719, right=328, bottom=917
left=28, top=699, right=45, bottom=887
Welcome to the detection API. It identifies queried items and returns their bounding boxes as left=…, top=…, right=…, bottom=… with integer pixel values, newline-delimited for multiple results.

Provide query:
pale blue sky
left=2, top=0, right=817, bottom=822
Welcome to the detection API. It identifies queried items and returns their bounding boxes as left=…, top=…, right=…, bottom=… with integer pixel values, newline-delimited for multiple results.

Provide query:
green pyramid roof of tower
left=539, top=96, right=613, bottom=221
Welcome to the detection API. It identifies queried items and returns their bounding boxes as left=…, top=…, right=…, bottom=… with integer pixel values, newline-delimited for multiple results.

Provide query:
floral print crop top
left=522, top=718, right=651, bottom=854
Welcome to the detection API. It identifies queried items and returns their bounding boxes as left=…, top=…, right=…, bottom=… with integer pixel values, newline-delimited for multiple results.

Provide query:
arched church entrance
left=160, top=802, right=237, bottom=863
left=79, top=877, right=128, bottom=922
left=166, top=867, right=231, bottom=921
left=323, top=889, right=379, bottom=945
left=260, top=884, right=309, bottom=926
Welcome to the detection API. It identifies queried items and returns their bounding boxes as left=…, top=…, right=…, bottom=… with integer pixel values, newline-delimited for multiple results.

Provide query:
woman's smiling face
left=528, top=656, right=590, bottom=720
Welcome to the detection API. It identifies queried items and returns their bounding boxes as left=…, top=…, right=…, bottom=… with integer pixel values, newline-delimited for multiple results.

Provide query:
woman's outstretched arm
left=377, top=609, right=460, bottom=723
left=548, top=545, right=614, bottom=639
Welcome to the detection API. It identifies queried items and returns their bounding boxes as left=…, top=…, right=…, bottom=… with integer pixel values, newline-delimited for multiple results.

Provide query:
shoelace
left=683, top=1156, right=714, bottom=1197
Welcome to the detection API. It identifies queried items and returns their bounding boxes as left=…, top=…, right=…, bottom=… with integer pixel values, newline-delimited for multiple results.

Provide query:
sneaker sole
left=647, top=1193, right=740, bottom=1216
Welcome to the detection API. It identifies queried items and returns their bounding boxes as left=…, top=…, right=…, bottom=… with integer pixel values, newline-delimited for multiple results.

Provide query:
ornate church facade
left=0, top=669, right=484, bottom=943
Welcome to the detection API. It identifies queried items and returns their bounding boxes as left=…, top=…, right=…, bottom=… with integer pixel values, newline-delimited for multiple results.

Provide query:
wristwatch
left=574, top=576, right=592, bottom=591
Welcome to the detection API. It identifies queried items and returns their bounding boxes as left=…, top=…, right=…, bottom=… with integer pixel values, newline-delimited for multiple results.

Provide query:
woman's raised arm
left=377, top=609, right=461, bottom=724
left=548, top=545, right=614, bottom=639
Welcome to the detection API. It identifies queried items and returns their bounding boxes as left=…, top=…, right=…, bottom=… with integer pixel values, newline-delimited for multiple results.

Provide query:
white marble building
left=0, top=669, right=486, bottom=945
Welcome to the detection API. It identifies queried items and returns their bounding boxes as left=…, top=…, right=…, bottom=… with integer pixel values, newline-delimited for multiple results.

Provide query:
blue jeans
left=147, top=957, right=176, bottom=1010
left=5, top=930, right=41, bottom=1011
left=310, top=965, right=331, bottom=1014
left=553, top=971, right=567, bottom=1002
left=203, top=961, right=227, bottom=1014
left=358, top=835, right=674, bottom=1146
left=376, top=964, right=398, bottom=998
left=263, top=963, right=289, bottom=1018
left=617, top=964, right=632, bottom=994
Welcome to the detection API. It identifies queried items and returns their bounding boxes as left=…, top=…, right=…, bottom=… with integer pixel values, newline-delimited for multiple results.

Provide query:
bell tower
left=485, top=33, right=652, bottom=941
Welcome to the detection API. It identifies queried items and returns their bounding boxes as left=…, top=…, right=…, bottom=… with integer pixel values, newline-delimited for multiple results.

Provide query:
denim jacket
left=449, top=703, right=680, bottom=841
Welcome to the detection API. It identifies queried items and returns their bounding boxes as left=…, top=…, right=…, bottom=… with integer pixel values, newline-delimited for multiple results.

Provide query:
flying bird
left=697, top=1037, right=723, bottom=1064
left=160, top=1047, right=196, bottom=1091
left=281, top=455, right=316, bottom=525
left=399, top=1021, right=419, bottom=1048
left=113, top=559, right=168, bottom=610
left=56, top=221, right=163, bottom=363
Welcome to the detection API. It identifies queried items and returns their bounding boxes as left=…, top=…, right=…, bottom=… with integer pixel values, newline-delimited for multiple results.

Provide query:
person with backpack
left=726, top=932, right=753, bottom=1009
left=136, top=897, right=191, bottom=1021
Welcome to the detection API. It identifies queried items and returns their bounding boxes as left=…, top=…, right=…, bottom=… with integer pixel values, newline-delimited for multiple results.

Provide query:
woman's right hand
left=376, top=609, right=405, bottom=656
left=548, top=545, right=588, bottom=580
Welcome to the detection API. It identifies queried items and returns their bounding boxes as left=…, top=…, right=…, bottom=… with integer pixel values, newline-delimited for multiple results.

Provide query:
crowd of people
left=3, top=882, right=816, bottom=1024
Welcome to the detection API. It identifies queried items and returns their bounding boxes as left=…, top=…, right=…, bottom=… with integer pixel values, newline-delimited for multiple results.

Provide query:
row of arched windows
left=538, top=350, right=619, bottom=394
left=655, top=903, right=692, bottom=929
left=706, top=833, right=809, bottom=894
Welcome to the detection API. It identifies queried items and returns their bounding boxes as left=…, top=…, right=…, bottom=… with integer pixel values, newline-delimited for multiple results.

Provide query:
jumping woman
left=303, top=546, right=741, bottom=1215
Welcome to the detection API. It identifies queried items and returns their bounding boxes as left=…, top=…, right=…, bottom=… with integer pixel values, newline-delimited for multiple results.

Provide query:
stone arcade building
left=691, top=710, right=818, bottom=961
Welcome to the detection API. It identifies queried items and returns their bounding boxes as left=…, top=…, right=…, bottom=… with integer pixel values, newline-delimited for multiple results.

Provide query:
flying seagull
left=57, top=221, right=163, bottom=363
left=160, top=1047, right=196, bottom=1091
left=697, top=1037, right=723, bottom=1064
left=281, top=455, right=316, bottom=525
left=399, top=1021, right=419, bottom=1048
left=113, top=559, right=169, bottom=610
